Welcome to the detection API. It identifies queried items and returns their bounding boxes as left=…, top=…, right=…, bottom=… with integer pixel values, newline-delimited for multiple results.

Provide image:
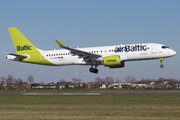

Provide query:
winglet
left=55, top=39, right=66, bottom=47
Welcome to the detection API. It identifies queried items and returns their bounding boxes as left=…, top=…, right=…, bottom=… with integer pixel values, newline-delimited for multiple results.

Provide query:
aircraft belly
left=47, top=56, right=85, bottom=66
left=73, top=58, right=87, bottom=65
left=50, top=59, right=73, bottom=65
left=125, top=51, right=168, bottom=61
left=122, top=52, right=150, bottom=60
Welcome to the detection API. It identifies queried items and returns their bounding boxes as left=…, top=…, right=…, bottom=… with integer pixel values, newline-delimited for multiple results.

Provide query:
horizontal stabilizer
left=5, top=53, right=27, bottom=59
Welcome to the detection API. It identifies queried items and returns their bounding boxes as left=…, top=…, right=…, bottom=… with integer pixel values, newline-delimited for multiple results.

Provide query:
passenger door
left=151, top=45, right=157, bottom=54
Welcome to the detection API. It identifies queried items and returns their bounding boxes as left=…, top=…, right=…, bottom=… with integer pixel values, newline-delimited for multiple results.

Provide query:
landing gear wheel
left=94, top=69, right=98, bottom=74
left=89, top=62, right=99, bottom=74
left=160, top=64, right=164, bottom=68
left=89, top=68, right=94, bottom=73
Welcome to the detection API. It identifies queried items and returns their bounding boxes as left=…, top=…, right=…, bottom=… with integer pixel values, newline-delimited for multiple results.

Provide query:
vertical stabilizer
left=8, top=27, right=38, bottom=54
left=7, top=27, right=56, bottom=66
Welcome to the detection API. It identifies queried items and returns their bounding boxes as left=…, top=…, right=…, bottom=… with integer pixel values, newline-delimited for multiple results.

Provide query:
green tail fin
left=8, top=27, right=38, bottom=54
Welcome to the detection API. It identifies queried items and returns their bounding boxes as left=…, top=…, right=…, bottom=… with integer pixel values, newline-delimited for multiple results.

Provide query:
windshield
left=162, top=46, right=170, bottom=49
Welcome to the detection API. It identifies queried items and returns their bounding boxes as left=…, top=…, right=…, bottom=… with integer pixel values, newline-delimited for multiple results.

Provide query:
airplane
left=6, top=27, right=176, bottom=74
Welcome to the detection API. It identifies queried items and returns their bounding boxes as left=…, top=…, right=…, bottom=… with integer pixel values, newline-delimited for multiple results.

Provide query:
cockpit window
left=162, top=46, right=170, bottom=49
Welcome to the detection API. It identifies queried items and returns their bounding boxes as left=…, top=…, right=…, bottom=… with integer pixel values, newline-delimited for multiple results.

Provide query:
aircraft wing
left=55, top=40, right=102, bottom=61
left=5, top=53, right=27, bottom=59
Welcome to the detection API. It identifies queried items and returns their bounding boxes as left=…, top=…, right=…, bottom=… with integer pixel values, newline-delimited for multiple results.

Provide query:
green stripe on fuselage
left=20, top=52, right=57, bottom=66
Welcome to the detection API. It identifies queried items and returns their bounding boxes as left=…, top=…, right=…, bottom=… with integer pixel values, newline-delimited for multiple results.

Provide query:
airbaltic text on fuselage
left=114, top=44, right=147, bottom=53
left=17, top=45, right=32, bottom=51
left=107, top=59, right=117, bottom=62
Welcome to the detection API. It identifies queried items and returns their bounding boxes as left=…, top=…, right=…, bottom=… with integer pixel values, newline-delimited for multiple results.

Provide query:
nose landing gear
left=159, top=58, right=164, bottom=68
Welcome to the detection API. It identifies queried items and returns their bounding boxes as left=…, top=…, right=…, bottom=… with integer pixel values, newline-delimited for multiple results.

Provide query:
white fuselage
left=39, top=43, right=176, bottom=66
left=6, top=27, right=177, bottom=74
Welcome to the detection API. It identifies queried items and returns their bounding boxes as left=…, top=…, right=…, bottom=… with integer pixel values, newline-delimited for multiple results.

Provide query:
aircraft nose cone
left=173, top=50, right=176, bottom=55
left=171, top=50, right=176, bottom=56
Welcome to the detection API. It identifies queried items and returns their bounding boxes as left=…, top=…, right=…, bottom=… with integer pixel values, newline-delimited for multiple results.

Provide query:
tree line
left=0, top=75, right=34, bottom=89
left=0, top=74, right=179, bottom=89
left=94, top=76, right=180, bottom=84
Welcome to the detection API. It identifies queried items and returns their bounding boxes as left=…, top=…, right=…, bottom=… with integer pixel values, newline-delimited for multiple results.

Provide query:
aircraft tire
left=160, top=64, right=164, bottom=68
left=89, top=68, right=94, bottom=73
left=94, top=69, right=98, bottom=74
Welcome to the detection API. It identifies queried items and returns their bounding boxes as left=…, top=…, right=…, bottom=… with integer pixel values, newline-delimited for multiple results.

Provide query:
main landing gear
left=89, top=67, right=98, bottom=74
left=89, top=64, right=98, bottom=74
left=159, top=58, right=164, bottom=68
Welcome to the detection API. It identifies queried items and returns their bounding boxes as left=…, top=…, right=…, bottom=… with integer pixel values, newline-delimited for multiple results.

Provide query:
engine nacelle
left=103, top=55, right=124, bottom=68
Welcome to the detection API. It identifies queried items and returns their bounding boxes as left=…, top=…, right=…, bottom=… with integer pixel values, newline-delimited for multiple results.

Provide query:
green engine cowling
left=103, top=55, right=125, bottom=68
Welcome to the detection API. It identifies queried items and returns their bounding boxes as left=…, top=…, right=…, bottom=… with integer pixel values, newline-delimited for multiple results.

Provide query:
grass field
left=0, top=96, right=180, bottom=120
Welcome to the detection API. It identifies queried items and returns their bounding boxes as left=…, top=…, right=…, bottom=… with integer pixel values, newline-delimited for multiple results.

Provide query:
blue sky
left=0, top=0, right=179, bottom=83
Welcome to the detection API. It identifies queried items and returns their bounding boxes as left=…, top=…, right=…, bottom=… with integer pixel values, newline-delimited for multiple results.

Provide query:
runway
left=0, top=93, right=180, bottom=97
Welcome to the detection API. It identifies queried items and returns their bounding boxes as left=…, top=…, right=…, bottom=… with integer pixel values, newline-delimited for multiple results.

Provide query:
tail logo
left=17, top=45, right=32, bottom=51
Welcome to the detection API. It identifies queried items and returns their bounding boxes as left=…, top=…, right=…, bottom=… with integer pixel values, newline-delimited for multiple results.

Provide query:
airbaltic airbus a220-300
left=6, top=27, right=176, bottom=74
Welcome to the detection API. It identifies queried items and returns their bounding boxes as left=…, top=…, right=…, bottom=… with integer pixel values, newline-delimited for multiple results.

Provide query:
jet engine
left=103, top=55, right=125, bottom=68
